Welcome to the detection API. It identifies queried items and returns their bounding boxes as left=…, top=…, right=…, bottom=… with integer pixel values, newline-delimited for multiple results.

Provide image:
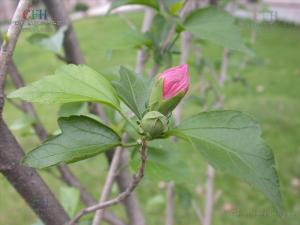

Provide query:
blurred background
left=0, top=0, right=299, bottom=225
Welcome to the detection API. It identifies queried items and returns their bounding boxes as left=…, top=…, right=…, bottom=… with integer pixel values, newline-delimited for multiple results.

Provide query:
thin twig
left=135, top=8, right=155, bottom=74
left=0, top=0, right=31, bottom=113
left=165, top=181, right=175, bottom=225
left=4, top=28, right=124, bottom=225
left=192, top=201, right=204, bottom=225
left=59, top=165, right=128, bottom=225
left=203, top=165, right=215, bottom=225
left=92, top=145, right=125, bottom=225
left=219, top=48, right=229, bottom=86
left=67, top=139, right=148, bottom=225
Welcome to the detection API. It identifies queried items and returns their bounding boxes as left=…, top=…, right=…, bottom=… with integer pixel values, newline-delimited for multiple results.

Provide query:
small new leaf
left=10, top=114, right=36, bottom=131
left=8, top=64, right=120, bottom=110
left=23, top=116, right=121, bottom=168
left=27, top=25, right=68, bottom=54
left=172, top=110, right=282, bottom=213
left=112, top=66, right=149, bottom=119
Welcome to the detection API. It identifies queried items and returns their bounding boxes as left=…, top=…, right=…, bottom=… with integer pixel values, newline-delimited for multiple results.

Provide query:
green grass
left=1, top=13, right=300, bottom=225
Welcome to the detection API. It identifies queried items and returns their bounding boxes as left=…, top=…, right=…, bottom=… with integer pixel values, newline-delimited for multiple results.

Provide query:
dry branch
left=0, top=1, right=70, bottom=225
left=165, top=181, right=175, bottom=225
left=92, top=145, right=125, bottom=225
left=68, top=139, right=148, bottom=225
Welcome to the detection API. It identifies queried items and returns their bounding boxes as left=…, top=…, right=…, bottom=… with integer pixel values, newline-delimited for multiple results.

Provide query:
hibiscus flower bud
left=140, top=111, right=168, bottom=139
left=148, top=64, right=189, bottom=116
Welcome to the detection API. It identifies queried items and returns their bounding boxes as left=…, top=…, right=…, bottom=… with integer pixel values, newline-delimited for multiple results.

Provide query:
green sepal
left=140, top=111, right=168, bottom=139
left=148, top=78, right=186, bottom=116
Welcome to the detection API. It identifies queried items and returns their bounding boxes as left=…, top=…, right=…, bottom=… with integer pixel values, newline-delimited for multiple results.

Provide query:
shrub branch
left=67, top=138, right=148, bottom=225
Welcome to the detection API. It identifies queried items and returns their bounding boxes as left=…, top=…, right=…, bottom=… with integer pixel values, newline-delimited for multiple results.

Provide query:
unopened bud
left=148, top=64, right=189, bottom=116
left=140, top=111, right=168, bottom=139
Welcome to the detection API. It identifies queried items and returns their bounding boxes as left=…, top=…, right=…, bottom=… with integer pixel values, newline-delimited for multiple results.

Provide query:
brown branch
left=8, top=63, right=124, bottom=225
left=7, top=61, right=48, bottom=140
left=165, top=181, right=175, bottom=225
left=203, top=165, right=215, bottom=225
left=114, top=150, right=146, bottom=225
left=0, top=0, right=31, bottom=113
left=0, top=120, right=70, bottom=225
left=68, top=139, right=148, bottom=225
left=135, top=8, right=155, bottom=74
left=0, top=2, right=71, bottom=225
left=219, top=48, right=229, bottom=86
left=43, top=2, right=145, bottom=224
left=42, top=0, right=85, bottom=64
left=92, top=145, right=125, bottom=225
left=5, top=39, right=124, bottom=225
left=59, top=164, right=127, bottom=225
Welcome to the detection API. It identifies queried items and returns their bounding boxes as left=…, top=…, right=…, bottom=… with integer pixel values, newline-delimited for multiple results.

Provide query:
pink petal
left=159, top=64, right=189, bottom=100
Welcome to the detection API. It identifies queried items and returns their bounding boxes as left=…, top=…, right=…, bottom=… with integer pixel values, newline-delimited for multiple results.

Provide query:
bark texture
left=0, top=1, right=70, bottom=224
left=0, top=119, right=70, bottom=225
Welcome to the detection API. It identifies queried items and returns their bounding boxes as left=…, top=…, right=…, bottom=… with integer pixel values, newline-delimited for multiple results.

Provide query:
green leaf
left=27, top=25, right=68, bottom=54
left=184, top=7, right=249, bottom=53
left=112, top=66, right=149, bottom=119
left=108, top=0, right=160, bottom=12
left=23, top=115, right=121, bottom=168
left=172, top=110, right=282, bottom=213
left=59, top=186, right=80, bottom=217
left=163, top=0, right=184, bottom=15
left=8, top=64, right=120, bottom=110
left=131, top=139, right=192, bottom=183
left=10, top=114, right=36, bottom=131
left=148, top=14, right=173, bottom=47
left=58, top=102, right=89, bottom=117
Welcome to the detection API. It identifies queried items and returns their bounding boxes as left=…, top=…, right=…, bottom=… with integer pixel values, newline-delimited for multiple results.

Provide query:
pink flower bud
left=159, top=64, right=189, bottom=100
left=148, top=64, right=190, bottom=115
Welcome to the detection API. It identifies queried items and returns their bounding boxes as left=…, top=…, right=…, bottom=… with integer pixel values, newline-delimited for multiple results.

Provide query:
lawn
left=0, top=12, right=300, bottom=225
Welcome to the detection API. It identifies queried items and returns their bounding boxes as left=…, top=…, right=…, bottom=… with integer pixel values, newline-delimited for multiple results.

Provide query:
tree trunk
left=0, top=118, right=70, bottom=225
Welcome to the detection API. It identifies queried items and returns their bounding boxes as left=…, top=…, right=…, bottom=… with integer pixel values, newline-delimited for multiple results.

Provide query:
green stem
left=118, top=110, right=139, bottom=133
left=166, top=32, right=180, bottom=53
left=121, top=142, right=139, bottom=148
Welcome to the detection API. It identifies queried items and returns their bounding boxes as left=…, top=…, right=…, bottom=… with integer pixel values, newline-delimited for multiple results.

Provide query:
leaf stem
left=118, top=110, right=140, bottom=133
left=121, top=142, right=139, bottom=148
